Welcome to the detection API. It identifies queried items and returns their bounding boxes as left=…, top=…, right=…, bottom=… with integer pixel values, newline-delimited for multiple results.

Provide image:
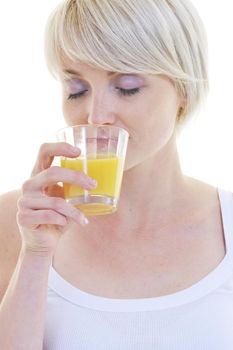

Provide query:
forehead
left=60, top=54, right=176, bottom=91
left=60, top=55, right=114, bottom=78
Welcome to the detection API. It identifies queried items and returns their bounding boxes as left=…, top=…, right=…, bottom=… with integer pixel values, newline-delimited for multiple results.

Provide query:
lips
left=98, top=128, right=109, bottom=139
left=85, top=137, right=118, bottom=154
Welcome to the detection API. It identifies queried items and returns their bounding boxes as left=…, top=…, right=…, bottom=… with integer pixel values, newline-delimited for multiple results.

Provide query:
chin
left=123, top=156, right=145, bottom=172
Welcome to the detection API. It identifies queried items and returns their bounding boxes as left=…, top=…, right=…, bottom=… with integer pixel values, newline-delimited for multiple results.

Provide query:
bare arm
left=0, top=249, right=52, bottom=350
left=0, top=188, right=54, bottom=350
left=0, top=143, right=95, bottom=350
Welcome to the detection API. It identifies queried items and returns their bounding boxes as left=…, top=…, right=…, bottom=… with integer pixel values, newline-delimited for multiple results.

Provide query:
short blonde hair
left=44, top=0, right=209, bottom=125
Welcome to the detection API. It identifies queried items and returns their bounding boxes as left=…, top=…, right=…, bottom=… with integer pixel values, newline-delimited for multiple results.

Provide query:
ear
left=177, top=106, right=185, bottom=122
left=176, top=92, right=187, bottom=122
left=176, top=99, right=187, bottom=122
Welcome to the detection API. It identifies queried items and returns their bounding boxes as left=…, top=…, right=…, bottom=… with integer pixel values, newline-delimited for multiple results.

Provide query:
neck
left=120, top=135, right=187, bottom=213
left=90, top=135, right=193, bottom=237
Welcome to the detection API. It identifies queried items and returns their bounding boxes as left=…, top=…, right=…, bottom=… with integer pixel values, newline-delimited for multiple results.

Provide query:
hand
left=16, top=142, right=96, bottom=256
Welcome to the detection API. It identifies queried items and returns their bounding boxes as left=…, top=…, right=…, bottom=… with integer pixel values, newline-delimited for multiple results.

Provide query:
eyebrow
left=63, top=69, right=117, bottom=77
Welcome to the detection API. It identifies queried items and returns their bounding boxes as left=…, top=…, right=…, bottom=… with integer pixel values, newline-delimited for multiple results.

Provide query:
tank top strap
left=218, top=188, right=233, bottom=264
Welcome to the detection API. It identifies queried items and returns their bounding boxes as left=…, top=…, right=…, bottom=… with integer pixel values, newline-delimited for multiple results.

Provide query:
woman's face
left=61, top=59, right=183, bottom=170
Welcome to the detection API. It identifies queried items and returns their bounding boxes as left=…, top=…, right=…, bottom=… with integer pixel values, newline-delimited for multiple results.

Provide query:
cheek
left=62, top=100, right=84, bottom=126
left=124, top=93, right=178, bottom=168
left=62, top=102, right=69, bottom=124
left=138, top=96, right=177, bottom=140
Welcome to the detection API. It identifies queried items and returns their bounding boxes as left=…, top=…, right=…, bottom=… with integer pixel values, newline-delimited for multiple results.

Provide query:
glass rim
left=56, top=124, right=129, bottom=138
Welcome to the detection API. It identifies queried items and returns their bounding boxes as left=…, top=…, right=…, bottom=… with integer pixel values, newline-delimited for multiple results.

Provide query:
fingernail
left=88, top=178, right=97, bottom=187
left=82, top=217, right=89, bottom=226
left=71, top=146, right=80, bottom=154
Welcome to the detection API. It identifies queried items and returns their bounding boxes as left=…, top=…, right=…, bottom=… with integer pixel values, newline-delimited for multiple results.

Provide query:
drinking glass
left=56, top=124, right=129, bottom=216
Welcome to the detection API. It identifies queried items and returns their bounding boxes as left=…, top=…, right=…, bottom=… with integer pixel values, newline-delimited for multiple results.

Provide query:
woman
left=0, top=0, right=232, bottom=349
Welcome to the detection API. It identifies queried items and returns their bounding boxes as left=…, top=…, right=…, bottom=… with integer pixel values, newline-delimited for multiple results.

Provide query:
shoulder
left=0, top=189, right=22, bottom=240
left=0, top=190, right=22, bottom=300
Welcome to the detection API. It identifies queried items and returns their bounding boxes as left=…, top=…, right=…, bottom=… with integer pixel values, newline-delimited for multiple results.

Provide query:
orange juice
left=61, top=155, right=124, bottom=215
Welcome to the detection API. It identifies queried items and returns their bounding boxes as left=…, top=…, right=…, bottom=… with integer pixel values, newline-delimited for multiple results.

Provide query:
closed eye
left=116, top=87, right=140, bottom=96
left=67, top=90, right=88, bottom=100
left=67, top=87, right=140, bottom=100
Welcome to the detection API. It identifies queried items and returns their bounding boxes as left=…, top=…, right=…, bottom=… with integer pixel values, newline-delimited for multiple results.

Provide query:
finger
left=23, top=166, right=97, bottom=194
left=18, top=196, right=88, bottom=226
left=17, top=209, right=68, bottom=230
left=31, top=142, right=80, bottom=176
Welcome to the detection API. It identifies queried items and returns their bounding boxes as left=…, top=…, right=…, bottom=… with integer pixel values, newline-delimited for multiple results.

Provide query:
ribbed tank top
left=43, top=188, right=233, bottom=350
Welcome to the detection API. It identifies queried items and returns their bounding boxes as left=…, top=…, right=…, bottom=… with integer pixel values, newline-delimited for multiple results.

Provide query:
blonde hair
left=44, top=0, right=209, bottom=125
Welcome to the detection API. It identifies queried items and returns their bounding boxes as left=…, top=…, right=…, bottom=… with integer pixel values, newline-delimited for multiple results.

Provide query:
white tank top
left=43, top=188, right=233, bottom=350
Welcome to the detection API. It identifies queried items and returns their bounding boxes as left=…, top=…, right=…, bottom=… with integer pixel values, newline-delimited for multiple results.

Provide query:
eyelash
left=67, top=87, right=140, bottom=100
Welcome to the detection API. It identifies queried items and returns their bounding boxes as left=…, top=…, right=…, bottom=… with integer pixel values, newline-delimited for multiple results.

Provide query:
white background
left=0, top=1, right=232, bottom=195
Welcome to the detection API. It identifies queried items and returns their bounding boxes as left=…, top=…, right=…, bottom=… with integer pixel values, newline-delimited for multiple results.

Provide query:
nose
left=87, top=92, right=116, bottom=126
left=88, top=110, right=116, bottom=125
